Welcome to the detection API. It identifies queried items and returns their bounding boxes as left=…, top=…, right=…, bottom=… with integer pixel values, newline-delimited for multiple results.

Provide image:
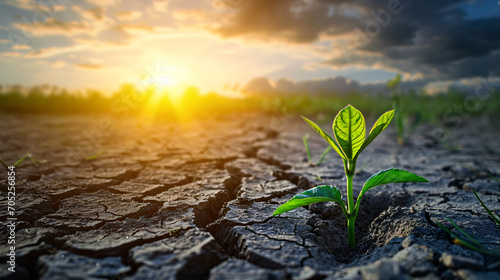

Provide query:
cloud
left=51, top=61, right=66, bottom=68
left=173, top=9, right=209, bottom=21
left=115, top=11, right=142, bottom=21
left=153, top=1, right=168, bottom=12
left=2, top=0, right=37, bottom=11
left=119, top=24, right=154, bottom=33
left=81, top=7, right=107, bottom=21
left=12, top=44, right=31, bottom=50
left=242, top=76, right=428, bottom=96
left=1, top=51, right=22, bottom=58
left=212, top=0, right=357, bottom=43
left=87, top=0, right=121, bottom=7
left=12, top=18, right=91, bottom=37
left=76, top=63, right=104, bottom=69
left=24, top=45, right=85, bottom=58
left=211, top=0, right=500, bottom=81
left=3, top=0, right=67, bottom=14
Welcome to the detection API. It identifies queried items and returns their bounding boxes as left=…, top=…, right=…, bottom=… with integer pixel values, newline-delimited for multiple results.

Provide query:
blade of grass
left=472, top=189, right=500, bottom=226
left=409, top=111, right=422, bottom=136
left=435, top=220, right=480, bottom=250
left=356, top=159, right=371, bottom=174
left=444, top=217, right=482, bottom=247
left=396, top=111, right=404, bottom=145
left=435, top=218, right=500, bottom=258
left=27, top=154, right=41, bottom=165
left=84, top=148, right=107, bottom=160
left=487, top=173, right=500, bottom=184
left=13, top=154, right=31, bottom=166
left=1, top=154, right=42, bottom=169
left=316, top=146, right=332, bottom=165
left=303, top=135, right=312, bottom=164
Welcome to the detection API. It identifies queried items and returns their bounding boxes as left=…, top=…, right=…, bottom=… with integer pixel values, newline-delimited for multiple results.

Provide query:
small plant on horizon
left=303, top=134, right=332, bottom=166
left=388, top=74, right=422, bottom=146
left=273, top=104, right=428, bottom=248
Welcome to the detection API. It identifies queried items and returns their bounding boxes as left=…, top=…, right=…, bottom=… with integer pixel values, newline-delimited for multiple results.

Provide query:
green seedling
left=0, top=153, right=41, bottom=169
left=435, top=217, right=500, bottom=258
left=472, top=188, right=500, bottom=226
left=83, top=148, right=108, bottom=160
left=434, top=187, right=500, bottom=257
left=273, top=105, right=428, bottom=248
left=388, top=74, right=422, bottom=145
left=303, top=134, right=332, bottom=166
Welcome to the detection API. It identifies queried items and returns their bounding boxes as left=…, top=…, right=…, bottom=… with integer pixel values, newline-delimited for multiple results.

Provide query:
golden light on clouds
left=0, top=0, right=496, bottom=96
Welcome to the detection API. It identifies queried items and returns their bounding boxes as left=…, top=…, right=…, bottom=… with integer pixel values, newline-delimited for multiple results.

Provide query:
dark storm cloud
left=214, top=0, right=355, bottom=43
left=242, top=76, right=427, bottom=95
left=214, top=0, right=500, bottom=80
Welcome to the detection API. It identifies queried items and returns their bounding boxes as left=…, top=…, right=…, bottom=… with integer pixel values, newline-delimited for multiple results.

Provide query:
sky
left=0, top=0, right=499, bottom=95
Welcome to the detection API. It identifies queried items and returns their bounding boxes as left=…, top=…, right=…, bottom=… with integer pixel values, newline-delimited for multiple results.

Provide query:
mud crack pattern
left=0, top=113, right=499, bottom=279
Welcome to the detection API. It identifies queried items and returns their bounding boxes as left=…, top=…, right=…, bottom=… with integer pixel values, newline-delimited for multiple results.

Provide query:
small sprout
left=471, top=188, right=500, bottom=226
left=388, top=74, right=422, bottom=145
left=273, top=104, right=428, bottom=248
left=303, top=134, right=332, bottom=166
left=0, top=153, right=42, bottom=169
left=83, top=148, right=108, bottom=160
left=435, top=187, right=500, bottom=257
left=303, top=134, right=312, bottom=164
left=317, top=146, right=332, bottom=166
left=435, top=217, right=500, bottom=258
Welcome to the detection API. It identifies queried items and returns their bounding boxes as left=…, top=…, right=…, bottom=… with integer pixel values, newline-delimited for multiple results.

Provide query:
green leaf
left=332, top=104, right=366, bottom=161
left=302, top=116, right=346, bottom=160
left=273, top=185, right=344, bottom=216
left=387, top=74, right=401, bottom=88
left=361, top=168, right=428, bottom=196
left=357, top=109, right=395, bottom=156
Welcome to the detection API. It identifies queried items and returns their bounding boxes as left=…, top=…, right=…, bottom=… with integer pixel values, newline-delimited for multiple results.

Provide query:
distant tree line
left=0, top=83, right=498, bottom=122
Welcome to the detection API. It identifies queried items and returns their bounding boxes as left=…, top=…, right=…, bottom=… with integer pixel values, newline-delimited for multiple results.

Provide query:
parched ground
left=0, top=112, right=499, bottom=280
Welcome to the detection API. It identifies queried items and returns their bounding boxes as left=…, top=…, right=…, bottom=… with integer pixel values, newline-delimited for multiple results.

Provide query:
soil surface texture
left=1, top=113, right=499, bottom=280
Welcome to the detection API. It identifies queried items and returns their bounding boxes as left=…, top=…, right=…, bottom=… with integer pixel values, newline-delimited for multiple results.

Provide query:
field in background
left=1, top=84, right=499, bottom=125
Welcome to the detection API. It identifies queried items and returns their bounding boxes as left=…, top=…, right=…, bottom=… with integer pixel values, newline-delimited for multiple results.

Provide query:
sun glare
left=156, top=75, right=174, bottom=88
left=137, top=69, right=198, bottom=123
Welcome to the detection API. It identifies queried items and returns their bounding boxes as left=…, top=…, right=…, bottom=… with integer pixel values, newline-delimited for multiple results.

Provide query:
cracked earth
left=0, top=113, right=499, bottom=279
